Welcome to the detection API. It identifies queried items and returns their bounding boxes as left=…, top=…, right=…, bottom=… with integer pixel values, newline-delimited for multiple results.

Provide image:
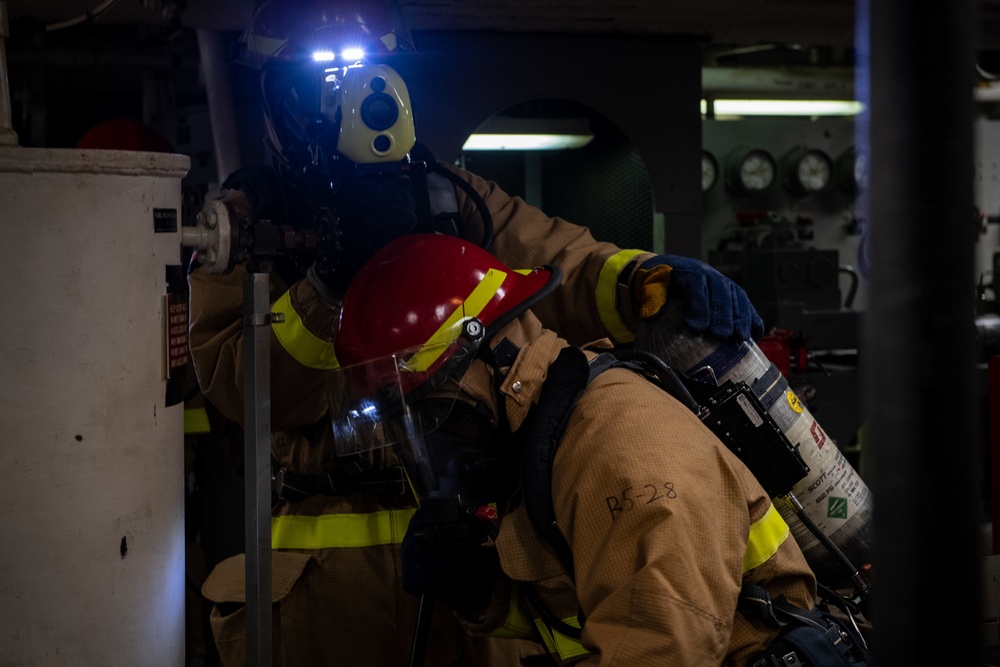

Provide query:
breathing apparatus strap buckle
left=741, top=582, right=872, bottom=667
left=352, top=464, right=408, bottom=495
left=748, top=651, right=805, bottom=667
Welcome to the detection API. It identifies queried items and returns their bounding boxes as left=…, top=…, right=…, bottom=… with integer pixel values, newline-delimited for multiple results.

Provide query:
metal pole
left=0, top=1, right=20, bottom=145
left=244, top=267, right=273, bottom=666
left=196, top=28, right=244, bottom=188
left=863, top=0, right=982, bottom=661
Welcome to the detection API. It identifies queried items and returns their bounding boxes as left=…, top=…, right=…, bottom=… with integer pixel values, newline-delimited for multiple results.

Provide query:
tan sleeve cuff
left=615, top=252, right=656, bottom=331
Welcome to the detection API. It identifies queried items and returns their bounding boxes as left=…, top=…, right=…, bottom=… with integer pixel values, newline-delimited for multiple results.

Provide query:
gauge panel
left=782, top=146, right=834, bottom=195
left=836, top=146, right=868, bottom=194
left=725, top=147, right=777, bottom=195
left=702, top=150, right=719, bottom=193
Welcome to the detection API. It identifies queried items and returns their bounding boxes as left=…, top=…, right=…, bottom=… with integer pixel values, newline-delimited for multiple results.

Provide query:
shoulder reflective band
left=742, top=503, right=790, bottom=573
left=184, top=406, right=211, bottom=434
left=404, top=267, right=506, bottom=372
left=271, top=508, right=417, bottom=549
left=535, top=615, right=589, bottom=661
left=271, top=290, right=340, bottom=370
left=597, top=249, right=647, bottom=344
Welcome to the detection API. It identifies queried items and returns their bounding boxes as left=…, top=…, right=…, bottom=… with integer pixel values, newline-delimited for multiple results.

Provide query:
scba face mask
left=241, top=0, right=417, bottom=174
left=323, top=64, right=415, bottom=165
left=328, top=317, right=512, bottom=506
left=260, top=60, right=416, bottom=178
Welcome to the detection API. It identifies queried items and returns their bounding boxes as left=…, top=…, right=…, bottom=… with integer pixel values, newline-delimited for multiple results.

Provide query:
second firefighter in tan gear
left=329, top=233, right=819, bottom=665
left=189, top=165, right=662, bottom=665
left=189, top=1, right=766, bottom=664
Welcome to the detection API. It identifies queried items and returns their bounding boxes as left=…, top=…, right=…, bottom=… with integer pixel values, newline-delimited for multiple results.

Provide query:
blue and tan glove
left=632, top=254, right=764, bottom=341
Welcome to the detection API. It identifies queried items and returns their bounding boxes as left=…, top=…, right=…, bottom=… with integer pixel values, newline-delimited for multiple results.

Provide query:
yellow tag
left=786, top=390, right=804, bottom=414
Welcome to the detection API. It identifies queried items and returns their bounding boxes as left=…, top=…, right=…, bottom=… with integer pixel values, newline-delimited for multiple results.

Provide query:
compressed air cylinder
left=0, top=146, right=190, bottom=665
left=637, top=320, right=874, bottom=588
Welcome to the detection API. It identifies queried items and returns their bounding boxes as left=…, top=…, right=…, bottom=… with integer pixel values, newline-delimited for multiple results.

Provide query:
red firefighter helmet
left=328, top=233, right=560, bottom=459
left=335, top=233, right=559, bottom=392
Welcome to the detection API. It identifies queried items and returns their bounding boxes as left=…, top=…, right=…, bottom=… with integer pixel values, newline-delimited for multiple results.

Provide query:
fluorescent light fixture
left=463, top=117, right=594, bottom=151
left=463, top=134, right=593, bottom=151
left=702, top=99, right=866, bottom=117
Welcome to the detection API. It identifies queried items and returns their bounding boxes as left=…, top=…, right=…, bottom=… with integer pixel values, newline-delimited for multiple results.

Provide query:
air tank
left=0, top=145, right=190, bottom=665
left=636, top=312, right=874, bottom=590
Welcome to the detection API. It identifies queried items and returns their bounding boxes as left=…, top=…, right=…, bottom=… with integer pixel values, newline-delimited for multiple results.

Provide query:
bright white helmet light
left=340, top=47, right=365, bottom=62
left=312, top=50, right=336, bottom=63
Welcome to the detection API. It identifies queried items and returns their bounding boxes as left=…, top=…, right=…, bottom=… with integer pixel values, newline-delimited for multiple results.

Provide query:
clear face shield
left=329, top=319, right=494, bottom=502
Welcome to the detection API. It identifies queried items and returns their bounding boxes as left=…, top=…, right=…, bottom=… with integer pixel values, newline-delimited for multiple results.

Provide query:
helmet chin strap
left=475, top=334, right=522, bottom=438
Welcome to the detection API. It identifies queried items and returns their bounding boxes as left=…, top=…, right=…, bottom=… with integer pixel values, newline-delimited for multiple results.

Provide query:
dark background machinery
left=2, top=1, right=999, bottom=665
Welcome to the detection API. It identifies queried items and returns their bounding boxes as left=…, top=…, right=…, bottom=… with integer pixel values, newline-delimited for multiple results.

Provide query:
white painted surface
left=0, top=146, right=190, bottom=666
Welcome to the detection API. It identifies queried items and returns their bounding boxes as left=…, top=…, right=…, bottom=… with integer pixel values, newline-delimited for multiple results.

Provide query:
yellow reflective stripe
left=596, top=249, right=646, bottom=344
left=405, top=267, right=506, bottom=372
left=534, top=616, right=589, bottom=660
left=271, top=290, right=340, bottom=370
left=742, top=503, right=790, bottom=572
left=488, top=585, right=536, bottom=639
left=184, top=407, right=211, bottom=434
left=271, top=508, right=417, bottom=549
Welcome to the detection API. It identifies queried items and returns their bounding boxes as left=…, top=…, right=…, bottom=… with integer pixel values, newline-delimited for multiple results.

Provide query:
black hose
left=429, top=162, right=495, bottom=251
left=784, top=492, right=870, bottom=611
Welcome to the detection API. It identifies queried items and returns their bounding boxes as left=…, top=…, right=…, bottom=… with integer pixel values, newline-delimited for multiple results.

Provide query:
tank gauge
left=702, top=150, right=719, bottom=192
left=725, top=147, right=777, bottom=195
left=782, top=146, right=834, bottom=195
left=836, top=146, right=869, bottom=194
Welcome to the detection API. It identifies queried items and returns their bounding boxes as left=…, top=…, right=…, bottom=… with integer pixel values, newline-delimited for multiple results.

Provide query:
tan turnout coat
left=189, top=164, right=656, bottom=666
left=462, top=315, right=818, bottom=665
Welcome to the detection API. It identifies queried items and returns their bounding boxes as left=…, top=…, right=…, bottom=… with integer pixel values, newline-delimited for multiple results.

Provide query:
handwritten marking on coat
left=120, top=536, right=128, bottom=558
left=605, top=482, right=677, bottom=521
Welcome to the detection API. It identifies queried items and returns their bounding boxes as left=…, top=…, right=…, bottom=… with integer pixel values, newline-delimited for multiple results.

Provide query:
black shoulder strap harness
left=518, top=346, right=872, bottom=666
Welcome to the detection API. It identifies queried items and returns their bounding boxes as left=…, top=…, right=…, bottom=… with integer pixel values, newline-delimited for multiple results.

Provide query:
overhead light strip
left=702, top=99, right=866, bottom=117
left=462, top=116, right=594, bottom=151
left=463, top=100, right=867, bottom=151
left=462, top=133, right=594, bottom=151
